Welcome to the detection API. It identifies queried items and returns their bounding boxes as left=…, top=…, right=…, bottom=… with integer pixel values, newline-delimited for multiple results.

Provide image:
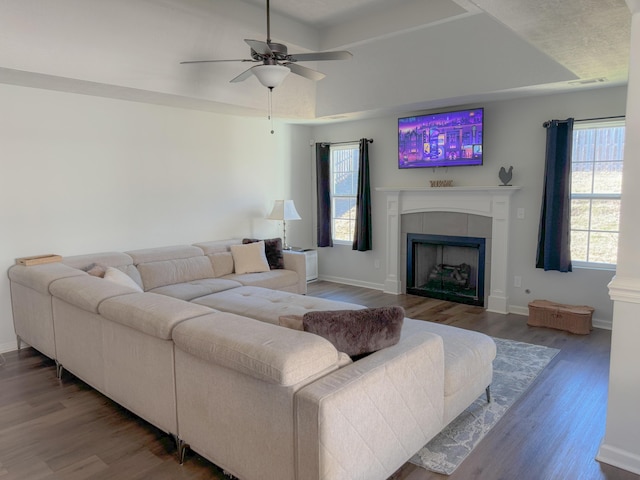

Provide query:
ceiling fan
left=180, top=0, right=352, bottom=89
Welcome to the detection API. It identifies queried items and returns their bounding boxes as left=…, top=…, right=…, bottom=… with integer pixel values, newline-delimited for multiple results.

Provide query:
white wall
left=0, top=83, right=312, bottom=353
left=311, top=86, right=627, bottom=326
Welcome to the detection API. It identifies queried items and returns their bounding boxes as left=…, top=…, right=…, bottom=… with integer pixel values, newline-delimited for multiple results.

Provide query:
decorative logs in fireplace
left=427, top=263, right=471, bottom=288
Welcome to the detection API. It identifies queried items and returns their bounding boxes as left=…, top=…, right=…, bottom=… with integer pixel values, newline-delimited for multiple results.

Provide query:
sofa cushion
left=230, top=241, right=270, bottom=274
left=303, top=306, right=405, bottom=359
left=193, top=239, right=241, bottom=255
left=50, top=275, right=138, bottom=313
left=209, top=252, right=234, bottom=277
left=279, top=314, right=304, bottom=330
left=99, top=292, right=212, bottom=340
left=173, top=312, right=340, bottom=386
left=149, top=278, right=242, bottom=301
left=137, top=256, right=215, bottom=291
left=242, top=237, right=284, bottom=269
left=193, top=286, right=364, bottom=325
left=104, top=267, right=143, bottom=292
left=126, top=245, right=204, bottom=264
left=63, top=252, right=133, bottom=270
left=223, top=269, right=299, bottom=291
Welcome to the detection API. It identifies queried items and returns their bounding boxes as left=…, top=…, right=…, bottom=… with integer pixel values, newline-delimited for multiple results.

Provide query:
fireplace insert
left=407, top=233, right=486, bottom=306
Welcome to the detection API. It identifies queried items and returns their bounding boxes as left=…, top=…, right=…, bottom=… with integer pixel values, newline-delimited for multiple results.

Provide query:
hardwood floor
left=0, top=281, right=637, bottom=480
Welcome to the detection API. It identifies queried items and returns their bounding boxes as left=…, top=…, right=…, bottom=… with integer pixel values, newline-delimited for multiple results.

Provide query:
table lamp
left=267, top=200, right=301, bottom=250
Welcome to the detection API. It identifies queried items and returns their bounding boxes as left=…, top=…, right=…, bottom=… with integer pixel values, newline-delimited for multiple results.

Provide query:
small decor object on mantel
left=430, top=180, right=454, bottom=188
left=498, top=166, right=513, bottom=186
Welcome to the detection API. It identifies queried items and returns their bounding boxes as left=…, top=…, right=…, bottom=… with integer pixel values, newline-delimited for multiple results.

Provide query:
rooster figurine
left=499, top=166, right=513, bottom=186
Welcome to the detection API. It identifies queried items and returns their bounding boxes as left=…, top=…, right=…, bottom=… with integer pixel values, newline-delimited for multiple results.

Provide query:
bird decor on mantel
left=499, top=166, right=513, bottom=186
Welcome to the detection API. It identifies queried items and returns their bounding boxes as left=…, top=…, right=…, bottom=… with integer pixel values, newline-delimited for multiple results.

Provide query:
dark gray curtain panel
left=315, top=143, right=333, bottom=247
left=353, top=138, right=372, bottom=251
left=536, top=118, right=574, bottom=272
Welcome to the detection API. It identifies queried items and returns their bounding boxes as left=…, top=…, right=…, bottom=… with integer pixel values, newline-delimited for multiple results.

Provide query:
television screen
left=398, top=108, right=484, bottom=168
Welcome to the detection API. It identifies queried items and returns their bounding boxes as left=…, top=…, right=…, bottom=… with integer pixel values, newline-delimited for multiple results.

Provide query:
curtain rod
left=320, top=138, right=373, bottom=147
left=542, top=115, right=625, bottom=128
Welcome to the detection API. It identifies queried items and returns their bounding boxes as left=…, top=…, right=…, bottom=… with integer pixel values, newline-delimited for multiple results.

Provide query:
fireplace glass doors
left=407, top=233, right=486, bottom=306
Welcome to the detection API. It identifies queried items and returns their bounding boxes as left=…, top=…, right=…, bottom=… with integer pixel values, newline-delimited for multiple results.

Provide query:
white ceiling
left=0, top=0, right=631, bottom=122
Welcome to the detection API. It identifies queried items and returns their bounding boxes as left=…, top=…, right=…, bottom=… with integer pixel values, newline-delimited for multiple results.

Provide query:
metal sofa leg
left=56, top=361, right=64, bottom=379
left=16, top=335, right=22, bottom=352
left=173, top=435, right=188, bottom=464
left=486, top=385, right=491, bottom=403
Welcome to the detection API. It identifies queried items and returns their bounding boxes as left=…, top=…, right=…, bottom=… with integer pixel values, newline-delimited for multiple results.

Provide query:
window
left=330, top=144, right=360, bottom=243
left=570, top=120, right=625, bottom=267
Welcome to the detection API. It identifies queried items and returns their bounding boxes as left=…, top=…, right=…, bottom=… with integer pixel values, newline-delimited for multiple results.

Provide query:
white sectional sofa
left=8, top=239, right=496, bottom=480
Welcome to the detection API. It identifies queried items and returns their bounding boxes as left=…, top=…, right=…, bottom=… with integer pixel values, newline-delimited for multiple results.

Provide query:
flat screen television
left=398, top=107, right=483, bottom=168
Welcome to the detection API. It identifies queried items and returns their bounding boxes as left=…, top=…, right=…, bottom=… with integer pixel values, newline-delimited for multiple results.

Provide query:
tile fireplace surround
left=378, top=186, right=520, bottom=314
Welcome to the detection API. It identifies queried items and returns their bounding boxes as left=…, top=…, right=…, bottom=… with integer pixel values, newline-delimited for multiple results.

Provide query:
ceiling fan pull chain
left=268, top=86, right=275, bottom=134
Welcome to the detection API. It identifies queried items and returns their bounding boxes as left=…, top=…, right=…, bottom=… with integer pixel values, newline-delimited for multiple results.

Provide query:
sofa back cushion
left=61, top=252, right=145, bottom=289
left=209, top=252, right=235, bottom=277
left=137, top=256, right=215, bottom=291
left=63, top=252, right=133, bottom=270
left=193, top=239, right=241, bottom=255
left=127, top=245, right=204, bottom=264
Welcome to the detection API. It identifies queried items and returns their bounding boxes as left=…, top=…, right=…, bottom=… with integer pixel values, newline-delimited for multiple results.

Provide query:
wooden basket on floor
left=527, top=299, right=594, bottom=335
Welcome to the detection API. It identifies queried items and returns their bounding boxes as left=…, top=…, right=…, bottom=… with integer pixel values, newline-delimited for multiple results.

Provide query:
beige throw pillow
left=230, top=241, right=270, bottom=274
left=104, top=266, right=143, bottom=292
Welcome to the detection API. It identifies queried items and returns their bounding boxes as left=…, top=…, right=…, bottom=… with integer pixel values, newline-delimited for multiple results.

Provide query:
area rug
left=410, top=337, right=560, bottom=475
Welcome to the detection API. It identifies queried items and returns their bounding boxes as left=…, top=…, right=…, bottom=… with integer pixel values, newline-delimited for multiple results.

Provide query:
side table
left=302, top=249, right=318, bottom=282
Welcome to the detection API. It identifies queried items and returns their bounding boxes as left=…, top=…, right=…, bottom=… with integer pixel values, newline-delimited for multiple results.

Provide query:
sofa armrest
left=8, top=263, right=85, bottom=294
left=283, top=250, right=307, bottom=294
left=295, top=331, right=445, bottom=480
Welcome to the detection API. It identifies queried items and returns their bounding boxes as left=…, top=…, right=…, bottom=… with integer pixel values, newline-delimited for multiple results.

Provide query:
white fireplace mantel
left=377, top=186, right=520, bottom=314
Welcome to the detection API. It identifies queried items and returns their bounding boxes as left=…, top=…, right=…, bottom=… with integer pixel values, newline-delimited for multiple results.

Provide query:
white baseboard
left=0, top=341, right=18, bottom=354
left=317, top=275, right=385, bottom=292
left=509, top=305, right=529, bottom=316
left=593, top=317, right=613, bottom=330
left=597, top=443, right=640, bottom=475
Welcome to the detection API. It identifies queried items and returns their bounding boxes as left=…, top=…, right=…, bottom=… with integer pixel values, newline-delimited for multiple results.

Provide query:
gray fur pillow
left=302, top=306, right=404, bottom=360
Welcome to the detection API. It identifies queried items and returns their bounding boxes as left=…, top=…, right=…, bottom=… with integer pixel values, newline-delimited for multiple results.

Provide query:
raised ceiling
left=0, top=0, right=631, bottom=121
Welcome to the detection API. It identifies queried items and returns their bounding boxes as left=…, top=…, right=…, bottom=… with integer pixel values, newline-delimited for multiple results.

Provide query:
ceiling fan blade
left=230, top=66, right=257, bottom=83
left=288, top=51, right=352, bottom=62
left=245, top=39, right=272, bottom=56
left=180, top=59, right=255, bottom=64
left=286, top=63, right=326, bottom=81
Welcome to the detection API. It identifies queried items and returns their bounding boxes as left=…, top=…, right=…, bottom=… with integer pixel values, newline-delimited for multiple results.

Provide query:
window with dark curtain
left=352, top=138, right=372, bottom=251
left=536, top=118, right=574, bottom=272
left=315, top=143, right=333, bottom=247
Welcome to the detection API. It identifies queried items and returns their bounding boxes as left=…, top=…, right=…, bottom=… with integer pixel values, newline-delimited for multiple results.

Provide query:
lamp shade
left=267, top=200, right=301, bottom=221
left=252, top=64, right=290, bottom=88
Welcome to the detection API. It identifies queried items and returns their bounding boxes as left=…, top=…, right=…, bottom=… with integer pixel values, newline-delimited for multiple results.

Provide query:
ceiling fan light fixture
left=252, top=64, right=289, bottom=88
